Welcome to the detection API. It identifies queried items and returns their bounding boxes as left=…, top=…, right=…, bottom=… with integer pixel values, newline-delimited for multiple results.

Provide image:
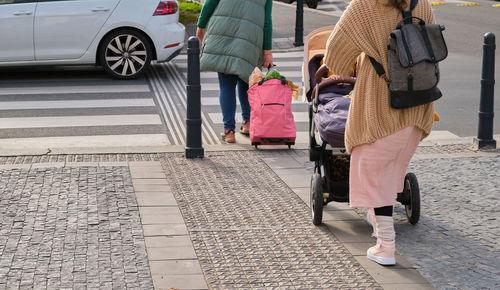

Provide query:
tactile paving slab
left=161, top=151, right=380, bottom=289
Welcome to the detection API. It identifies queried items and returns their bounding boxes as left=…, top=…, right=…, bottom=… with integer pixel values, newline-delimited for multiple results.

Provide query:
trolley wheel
left=310, top=173, right=323, bottom=225
left=254, top=144, right=258, bottom=149
left=403, top=173, right=420, bottom=225
left=306, top=0, right=318, bottom=8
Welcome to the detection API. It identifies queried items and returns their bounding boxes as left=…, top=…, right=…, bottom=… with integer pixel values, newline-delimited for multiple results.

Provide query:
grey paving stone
left=0, top=166, right=153, bottom=289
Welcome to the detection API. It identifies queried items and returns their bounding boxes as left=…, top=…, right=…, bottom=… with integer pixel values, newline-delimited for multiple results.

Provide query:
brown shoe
left=222, top=130, right=235, bottom=143
left=240, top=121, right=250, bottom=135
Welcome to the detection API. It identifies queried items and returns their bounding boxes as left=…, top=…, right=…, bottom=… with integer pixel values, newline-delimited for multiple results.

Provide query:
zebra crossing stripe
left=0, top=85, right=150, bottom=95
left=0, top=115, right=161, bottom=129
left=0, top=99, right=154, bottom=110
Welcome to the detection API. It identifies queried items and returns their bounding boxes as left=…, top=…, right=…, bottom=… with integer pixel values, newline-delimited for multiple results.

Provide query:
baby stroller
left=303, top=27, right=421, bottom=226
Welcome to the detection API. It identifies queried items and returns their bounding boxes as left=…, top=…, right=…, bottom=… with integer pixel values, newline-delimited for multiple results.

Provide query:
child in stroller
left=303, top=27, right=422, bottom=229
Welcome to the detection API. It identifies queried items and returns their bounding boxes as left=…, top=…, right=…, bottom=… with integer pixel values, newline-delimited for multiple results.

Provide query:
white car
left=0, top=0, right=185, bottom=79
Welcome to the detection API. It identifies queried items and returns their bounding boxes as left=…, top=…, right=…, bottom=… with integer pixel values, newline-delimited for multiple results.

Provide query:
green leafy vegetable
left=264, top=70, right=285, bottom=81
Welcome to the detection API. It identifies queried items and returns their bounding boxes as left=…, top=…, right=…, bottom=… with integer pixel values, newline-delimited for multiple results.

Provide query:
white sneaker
left=367, top=238, right=396, bottom=265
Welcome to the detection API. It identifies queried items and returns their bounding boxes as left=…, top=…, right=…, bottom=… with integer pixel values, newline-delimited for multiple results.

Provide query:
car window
left=0, top=0, right=35, bottom=4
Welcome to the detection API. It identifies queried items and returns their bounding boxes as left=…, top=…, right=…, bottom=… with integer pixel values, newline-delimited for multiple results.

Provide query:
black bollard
left=294, top=0, right=304, bottom=47
left=185, top=36, right=204, bottom=158
left=473, top=32, right=496, bottom=150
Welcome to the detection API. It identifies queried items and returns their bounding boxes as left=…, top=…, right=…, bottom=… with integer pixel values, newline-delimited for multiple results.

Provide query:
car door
left=0, top=0, right=36, bottom=62
left=34, top=0, right=120, bottom=60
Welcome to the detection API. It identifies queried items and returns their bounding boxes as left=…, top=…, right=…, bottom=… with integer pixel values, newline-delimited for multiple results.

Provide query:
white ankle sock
left=375, top=216, right=395, bottom=241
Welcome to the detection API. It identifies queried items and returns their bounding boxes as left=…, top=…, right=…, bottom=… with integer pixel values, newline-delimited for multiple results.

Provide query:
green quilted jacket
left=199, top=0, right=267, bottom=83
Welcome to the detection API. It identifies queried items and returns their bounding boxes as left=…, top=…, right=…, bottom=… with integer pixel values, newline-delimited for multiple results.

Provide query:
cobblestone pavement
left=394, top=155, right=500, bottom=290
left=0, top=166, right=153, bottom=289
left=277, top=146, right=499, bottom=290
left=160, top=151, right=380, bottom=289
left=0, top=154, right=160, bottom=165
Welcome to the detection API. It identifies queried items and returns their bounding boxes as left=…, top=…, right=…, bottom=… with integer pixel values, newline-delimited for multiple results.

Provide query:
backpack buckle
left=381, top=73, right=391, bottom=84
left=408, top=66, right=414, bottom=78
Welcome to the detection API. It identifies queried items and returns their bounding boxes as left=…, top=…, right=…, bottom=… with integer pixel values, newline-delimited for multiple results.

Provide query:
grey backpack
left=369, top=0, right=448, bottom=109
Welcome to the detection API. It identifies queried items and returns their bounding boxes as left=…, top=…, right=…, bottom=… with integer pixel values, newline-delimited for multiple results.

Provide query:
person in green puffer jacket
left=196, top=0, right=273, bottom=144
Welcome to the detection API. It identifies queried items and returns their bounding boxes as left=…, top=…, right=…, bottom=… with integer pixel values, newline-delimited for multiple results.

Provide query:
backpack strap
left=403, top=0, right=419, bottom=23
left=368, top=56, right=390, bottom=84
left=369, top=0, right=419, bottom=84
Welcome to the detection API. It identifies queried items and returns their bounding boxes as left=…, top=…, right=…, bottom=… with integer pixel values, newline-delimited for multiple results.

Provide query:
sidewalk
left=0, top=140, right=498, bottom=289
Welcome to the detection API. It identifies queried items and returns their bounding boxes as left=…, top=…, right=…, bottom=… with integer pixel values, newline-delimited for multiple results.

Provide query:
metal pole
left=474, top=32, right=496, bottom=150
left=185, top=36, right=204, bottom=158
left=294, top=0, right=304, bottom=47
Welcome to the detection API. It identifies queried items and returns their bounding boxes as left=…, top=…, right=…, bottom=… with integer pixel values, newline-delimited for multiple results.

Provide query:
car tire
left=99, top=29, right=152, bottom=80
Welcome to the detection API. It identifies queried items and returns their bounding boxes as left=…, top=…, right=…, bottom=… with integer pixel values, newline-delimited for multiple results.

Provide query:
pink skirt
left=349, top=126, right=423, bottom=208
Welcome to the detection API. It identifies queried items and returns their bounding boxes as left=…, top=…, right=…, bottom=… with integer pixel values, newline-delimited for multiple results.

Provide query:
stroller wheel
left=310, top=173, right=323, bottom=225
left=403, top=173, right=420, bottom=225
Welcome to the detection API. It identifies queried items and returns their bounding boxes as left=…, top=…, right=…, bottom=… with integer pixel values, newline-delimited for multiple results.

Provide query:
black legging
left=374, top=206, right=393, bottom=216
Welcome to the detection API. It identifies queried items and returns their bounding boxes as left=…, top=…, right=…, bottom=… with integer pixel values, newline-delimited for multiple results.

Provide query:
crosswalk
left=315, top=0, right=349, bottom=17
left=0, top=51, right=310, bottom=150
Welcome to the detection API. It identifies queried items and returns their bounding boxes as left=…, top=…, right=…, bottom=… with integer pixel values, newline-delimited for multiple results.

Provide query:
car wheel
left=99, top=29, right=152, bottom=80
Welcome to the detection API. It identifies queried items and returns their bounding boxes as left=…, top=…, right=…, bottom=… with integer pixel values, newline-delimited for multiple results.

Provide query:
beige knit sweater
left=324, top=0, right=435, bottom=153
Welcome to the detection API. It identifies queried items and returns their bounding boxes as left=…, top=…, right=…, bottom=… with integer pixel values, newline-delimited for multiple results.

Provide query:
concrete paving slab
left=148, top=246, right=197, bottom=260
left=272, top=168, right=311, bottom=175
left=323, top=209, right=363, bottom=221
left=323, top=220, right=375, bottom=243
left=324, top=201, right=352, bottom=211
left=355, top=256, right=430, bottom=284
left=381, top=283, right=435, bottom=290
left=64, top=162, right=99, bottom=167
left=260, top=156, right=303, bottom=169
left=129, top=170, right=166, bottom=179
left=292, top=187, right=310, bottom=205
left=355, top=254, right=414, bottom=269
left=145, top=236, right=193, bottom=248
left=30, top=162, right=65, bottom=169
left=133, top=184, right=172, bottom=192
left=129, top=166, right=164, bottom=174
left=139, top=212, right=185, bottom=225
left=0, top=164, right=31, bottom=170
left=98, top=161, right=128, bottom=167
left=152, top=274, right=208, bottom=290
left=149, top=260, right=203, bottom=275
left=142, top=224, right=189, bottom=236
left=280, top=174, right=311, bottom=188
left=139, top=207, right=182, bottom=216
left=135, top=192, right=177, bottom=207
left=132, top=178, right=169, bottom=185
left=139, top=207, right=184, bottom=224
left=128, top=161, right=162, bottom=167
